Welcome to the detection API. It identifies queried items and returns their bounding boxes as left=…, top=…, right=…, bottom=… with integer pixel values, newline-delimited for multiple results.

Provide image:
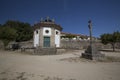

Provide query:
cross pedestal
left=82, top=44, right=105, bottom=60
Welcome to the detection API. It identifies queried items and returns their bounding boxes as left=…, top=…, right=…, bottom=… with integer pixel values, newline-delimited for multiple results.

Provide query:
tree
left=61, top=34, right=76, bottom=39
left=66, top=34, right=76, bottom=40
left=113, top=31, right=120, bottom=42
left=15, top=22, right=33, bottom=42
left=100, top=31, right=120, bottom=51
left=0, top=26, right=17, bottom=48
left=3, top=20, right=33, bottom=42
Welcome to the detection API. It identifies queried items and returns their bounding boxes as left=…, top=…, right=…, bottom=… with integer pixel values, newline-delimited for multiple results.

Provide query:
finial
left=46, top=16, right=50, bottom=21
left=88, top=20, right=92, bottom=23
left=52, top=18, right=55, bottom=22
left=40, top=18, right=43, bottom=22
left=88, top=20, right=92, bottom=29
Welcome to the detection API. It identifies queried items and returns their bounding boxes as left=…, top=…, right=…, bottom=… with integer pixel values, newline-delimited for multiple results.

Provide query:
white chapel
left=33, top=17, right=62, bottom=48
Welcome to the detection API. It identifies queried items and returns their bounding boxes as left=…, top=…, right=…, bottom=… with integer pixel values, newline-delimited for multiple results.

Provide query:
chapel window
left=36, top=30, right=38, bottom=34
left=45, top=30, right=49, bottom=34
left=56, top=31, right=59, bottom=35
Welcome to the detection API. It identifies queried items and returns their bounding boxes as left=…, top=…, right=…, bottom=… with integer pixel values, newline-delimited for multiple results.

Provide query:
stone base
left=82, top=53, right=92, bottom=60
left=82, top=45, right=105, bottom=60
left=33, top=47, right=57, bottom=55
left=82, top=52, right=105, bottom=60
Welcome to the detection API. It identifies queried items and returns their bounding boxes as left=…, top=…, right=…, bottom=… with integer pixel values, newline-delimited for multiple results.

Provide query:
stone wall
left=33, top=47, right=57, bottom=55
left=116, top=42, right=120, bottom=49
left=19, top=40, right=33, bottom=48
left=60, top=40, right=113, bottom=50
left=18, top=40, right=114, bottom=50
left=0, top=40, right=4, bottom=49
left=5, top=40, right=119, bottom=53
left=61, top=40, right=91, bottom=49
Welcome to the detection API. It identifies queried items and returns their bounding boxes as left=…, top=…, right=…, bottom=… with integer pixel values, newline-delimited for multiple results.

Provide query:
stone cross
left=82, top=20, right=105, bottom=60
left=88, top=20, right=93, bottom=54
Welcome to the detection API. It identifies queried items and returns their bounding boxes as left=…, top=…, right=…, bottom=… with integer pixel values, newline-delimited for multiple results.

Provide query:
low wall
left=4, top=40, right=119, bottom=52
left=61, top=40, right=92, bottom=49
left=60, top=40, right=112, bottom=50
left=18, top=40, right=114, bottom=50
left=33, top=47, right=57, bottom=55
left=0, top=41, right=4, bottom=49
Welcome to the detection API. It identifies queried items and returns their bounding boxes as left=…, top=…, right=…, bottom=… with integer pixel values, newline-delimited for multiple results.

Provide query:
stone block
left=82, top=45, right=105, bottom=60
left=34, top=47, right=57, bottom=55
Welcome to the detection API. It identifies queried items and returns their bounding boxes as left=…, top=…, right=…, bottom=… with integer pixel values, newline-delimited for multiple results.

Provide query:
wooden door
left=43, top=37, right=50, bottom=47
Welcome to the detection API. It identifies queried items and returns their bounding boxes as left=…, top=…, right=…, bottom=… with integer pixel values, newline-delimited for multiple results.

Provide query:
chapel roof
left=33, top=17, right=63, bottom=31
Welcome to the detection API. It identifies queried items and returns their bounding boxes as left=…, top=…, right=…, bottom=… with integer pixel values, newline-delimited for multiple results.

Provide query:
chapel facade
left=33, top=17, right=62, bottom=49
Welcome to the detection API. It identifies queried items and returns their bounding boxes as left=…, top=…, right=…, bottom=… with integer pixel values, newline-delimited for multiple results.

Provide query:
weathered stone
left=33, top=47, right=57, bottom=55
left=82, top=44, right=105, bottom=61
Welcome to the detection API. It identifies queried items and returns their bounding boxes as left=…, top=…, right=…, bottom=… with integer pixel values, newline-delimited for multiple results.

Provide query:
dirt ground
left=0, top=50, right=120, bottom=80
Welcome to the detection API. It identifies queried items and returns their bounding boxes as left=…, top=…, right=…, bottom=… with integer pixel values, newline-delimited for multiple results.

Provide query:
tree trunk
left=111, top=43, right=115, bottom=51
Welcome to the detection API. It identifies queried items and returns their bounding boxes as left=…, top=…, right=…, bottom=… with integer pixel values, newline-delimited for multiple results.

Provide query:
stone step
left=34, top=48, right=57, bottom=55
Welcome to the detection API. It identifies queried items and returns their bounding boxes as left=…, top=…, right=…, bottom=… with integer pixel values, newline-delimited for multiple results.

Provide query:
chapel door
left=43, top=37, right=50, bottom=47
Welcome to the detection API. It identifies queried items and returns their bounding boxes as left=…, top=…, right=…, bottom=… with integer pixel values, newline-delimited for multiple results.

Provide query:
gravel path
left=0, top=50, right=120, bottom=80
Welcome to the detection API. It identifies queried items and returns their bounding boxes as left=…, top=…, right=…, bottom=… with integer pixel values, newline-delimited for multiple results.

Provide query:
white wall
left=43, top=27, right=51, bottom=36
left=34, top=27, right=61, bottom=48
left=55, top=29, right=60, bottom=47
left=34, top=30, right=39, bottom=47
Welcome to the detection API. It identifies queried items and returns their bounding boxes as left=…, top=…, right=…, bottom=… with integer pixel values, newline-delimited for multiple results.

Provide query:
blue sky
left=0, top=0, right=120, bottom=37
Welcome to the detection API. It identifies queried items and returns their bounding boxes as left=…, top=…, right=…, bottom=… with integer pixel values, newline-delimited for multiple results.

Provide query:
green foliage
left=0, top=26, right=17, bottom=47
left=100, top=31, right=120, bottom=51
left=100, top=33, right=112, bottom=45
left=66, top=34, right=76, bottom=39
left=113, top=31, right=120, bottom=42
left=0, top=20, right=33, bottom=48
left=61, top=34, right=76, bottom=39
left=3, top=20, right=33, bottom=42
left=0, top=24, right=2, bottom=27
